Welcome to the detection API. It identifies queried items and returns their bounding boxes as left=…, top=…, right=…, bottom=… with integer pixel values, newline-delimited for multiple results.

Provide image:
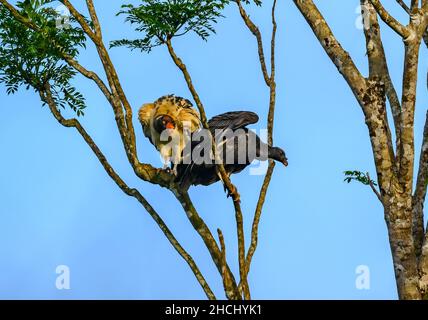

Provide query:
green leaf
left=111, top=0, right=229, bottom=52
left=0, top=1, right=87, bottom=116
left=343, top=170, right=377, bottom=186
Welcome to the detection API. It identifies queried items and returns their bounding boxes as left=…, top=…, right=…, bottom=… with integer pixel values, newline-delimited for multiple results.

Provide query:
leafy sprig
left=111, top=0, right=230, bottom=52
left=0, top=0, right=87, bottom=115
left=344, top=170, right=377, bottom=186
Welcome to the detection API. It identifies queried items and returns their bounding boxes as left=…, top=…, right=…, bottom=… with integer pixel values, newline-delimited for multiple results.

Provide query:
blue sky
left=0, top=0, right=427, bottom=299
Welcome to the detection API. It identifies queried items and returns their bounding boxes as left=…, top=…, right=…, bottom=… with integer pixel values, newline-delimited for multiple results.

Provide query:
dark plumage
left=175, top=111, right=288, bottom=190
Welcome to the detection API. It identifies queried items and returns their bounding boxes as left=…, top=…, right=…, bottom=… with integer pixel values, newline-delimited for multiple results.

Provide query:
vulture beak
left=166, top=122, right=175, bottom=129
left=154, top=115, right=176, bottom=132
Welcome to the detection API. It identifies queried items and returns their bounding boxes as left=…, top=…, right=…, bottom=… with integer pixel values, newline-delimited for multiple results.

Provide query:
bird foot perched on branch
left=225, top=184, right=241, bottom=203
left=164, top=165, right=178, bottom=176
left=164, top=166, right=178, bottom=177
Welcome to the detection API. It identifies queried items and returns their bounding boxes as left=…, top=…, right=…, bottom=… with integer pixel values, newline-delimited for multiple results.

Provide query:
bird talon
left=225, top=185, right=240, bottom=202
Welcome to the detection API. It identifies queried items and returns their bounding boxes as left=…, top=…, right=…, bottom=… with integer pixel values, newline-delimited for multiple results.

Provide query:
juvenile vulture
left=138, top=95, right=201, bottom=174
left=175, top=111, right=288, bottom=191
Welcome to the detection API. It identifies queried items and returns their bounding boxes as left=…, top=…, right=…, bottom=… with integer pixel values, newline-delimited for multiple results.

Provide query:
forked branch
left=369, top=0, right=410, bottom=38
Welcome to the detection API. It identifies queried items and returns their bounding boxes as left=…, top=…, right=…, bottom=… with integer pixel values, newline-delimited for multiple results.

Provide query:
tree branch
left=397, top=0, right=411, bottom=14
left=235, top=0, right=271, bottom=86
left=236, top=0, right=280, bottom=283
left=413, top=111, right=428, bottom=256
left=292, top=0, right=399, bottom=198
left=39, top=83, right=215, bottom=300
left=369, top=0, right=410, bottom=38
left=85, top=0, right=101, bottom=37
left=268, top=0, right=278, bottom=146
left=361, top=0, right=400, bottom=167
left=292, top=0, right=367, bottom=105
left=411, top=0, right=420, bottom=12
left=217, top=229, right=239, bottom=299
left=247, top=162, right=275, bottom=268
left=165, top=39, right=249, bottom=299
left=60, top=0, right=138, bottom=163
left=173, top=190, right=241, bottom=299
left=398, top=39, right=421, bottom=194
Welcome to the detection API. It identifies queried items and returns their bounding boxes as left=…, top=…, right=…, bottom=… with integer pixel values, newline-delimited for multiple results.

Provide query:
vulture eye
left=154, top=115, right=176, bottom=132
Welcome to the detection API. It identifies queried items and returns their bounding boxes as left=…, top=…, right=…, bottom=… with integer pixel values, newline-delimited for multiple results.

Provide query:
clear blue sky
left=0, top=0, right=427, bottom=299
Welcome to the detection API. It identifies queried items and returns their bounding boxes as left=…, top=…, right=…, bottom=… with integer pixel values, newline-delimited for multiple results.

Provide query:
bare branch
left=246, top=162, right=275, bottom=270
left=369, top=0, right=410, bottom=38
left=39, top=84, right=216, bottom=300
left=236, top=0, right=271, bottom=86
left=397, top=0, right=411, bottom=14
left=268, top=0, right=278, bottom=145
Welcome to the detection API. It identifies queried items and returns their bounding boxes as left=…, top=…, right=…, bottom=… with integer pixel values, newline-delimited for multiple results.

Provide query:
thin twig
left=366, top=172, right=383, bottom=203
left=396, top=0, right=411, bottom=13
left=236, top=0, right=271, bottom=86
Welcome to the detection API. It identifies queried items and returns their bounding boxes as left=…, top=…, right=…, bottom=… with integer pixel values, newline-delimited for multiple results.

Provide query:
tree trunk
left=362, top=83, right=421, bottom=299
left=384, top=193, right=421, bottom=299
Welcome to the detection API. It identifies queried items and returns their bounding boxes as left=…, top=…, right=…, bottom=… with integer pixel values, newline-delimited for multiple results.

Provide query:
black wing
left=208, top=111, right=259, bottom=131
